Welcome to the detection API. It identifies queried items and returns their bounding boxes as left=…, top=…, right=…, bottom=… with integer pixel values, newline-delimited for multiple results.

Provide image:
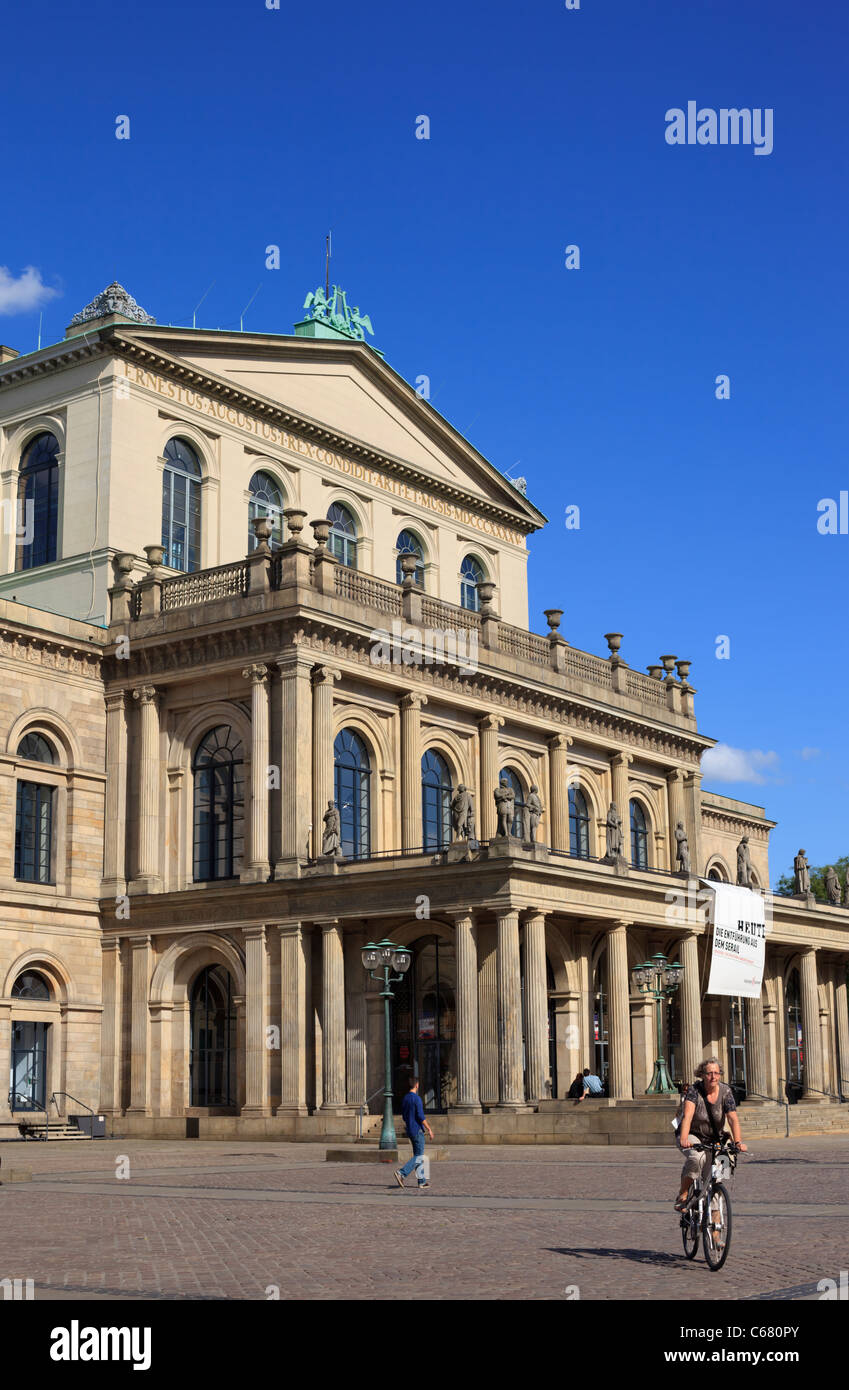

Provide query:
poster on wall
left=701, top=880, right=766, bottom=998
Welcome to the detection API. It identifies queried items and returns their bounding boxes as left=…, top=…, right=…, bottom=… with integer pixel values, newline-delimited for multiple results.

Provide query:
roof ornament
left=68, top=282, right=155, bottom=328
left=301, top=285, right=373, bottom=341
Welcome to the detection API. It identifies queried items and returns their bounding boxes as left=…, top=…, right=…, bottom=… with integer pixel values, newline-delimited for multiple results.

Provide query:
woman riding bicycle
left=675, top=1058, right=747, bottom=1211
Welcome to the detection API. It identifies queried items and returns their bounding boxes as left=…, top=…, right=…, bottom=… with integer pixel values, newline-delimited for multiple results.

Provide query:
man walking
left=394, top=1078, right=434, bottom=1189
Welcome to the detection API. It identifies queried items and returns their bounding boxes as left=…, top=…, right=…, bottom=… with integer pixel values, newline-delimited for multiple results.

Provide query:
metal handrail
left=357, top=1085, right=387, bottom=1140
left=50, top=1092, right=95, bottom=1138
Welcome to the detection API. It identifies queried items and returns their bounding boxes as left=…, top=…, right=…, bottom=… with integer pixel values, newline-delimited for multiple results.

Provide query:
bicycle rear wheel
left=681, top=1205, right=699, bottom=1260
left=702, top=1183, right=732, bottom=1270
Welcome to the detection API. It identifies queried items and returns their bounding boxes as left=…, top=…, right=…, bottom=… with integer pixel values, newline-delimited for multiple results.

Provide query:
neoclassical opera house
left=0, top=282, right=847, bottom=1142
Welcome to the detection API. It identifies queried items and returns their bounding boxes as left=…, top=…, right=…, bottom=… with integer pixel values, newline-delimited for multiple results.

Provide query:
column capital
left=608, top=918, right=632, bottom=932
left=130, top=933, right=152, bottom=950
left=494, top=905, right=520, bottom=924
left=400, top=691, right=427, bottom=711
left=312, top=663, right=341, bottom=688
left=452, top=907, right=476, bottom=925
left=242, top=663, right=269, bottom=685
left=105, top=690, right=126, bottom=713
left=480, top=713, right=504, bottom=732
left=522, top=908, right=547, bottom=926
left=548, top=733, right=573, bottom=752
left=802, top=944, right=818, bottom=958
left=132, top=685, right=158, bottom=706
left=319, top=918, right=342, bottom=934
left=666, top=766, right=685, bottom=786
left=277, top=921, right=305, bottom=938
left=243, top=924, right=267, bottom=943
left=610, top=751, right=633, bottom=769
left=101, top=936, right=122, bottom=954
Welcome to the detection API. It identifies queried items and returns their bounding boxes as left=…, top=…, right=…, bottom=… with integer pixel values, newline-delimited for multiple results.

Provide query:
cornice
left=701, top=804, right=776, bottom=836
left=106, top=614, right=708, bottom=766
left=0, top=339, right=109, bottom=388
left=0, top=625, right=104, bottom=677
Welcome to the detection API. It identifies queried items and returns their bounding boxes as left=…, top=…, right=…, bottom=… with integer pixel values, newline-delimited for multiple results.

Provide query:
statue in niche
left=736, top=835, right=752, bottom=888
left=605, top=801, right=623, bottom=859
left=675, top=820, right=690, bottom=874
left=494, top=778, right=515, bottom=837
left=793, top=849, right=811, bottom=895
left=525, top=785, right=544, bottom=842
left=322, top=800, right=342, bottom=858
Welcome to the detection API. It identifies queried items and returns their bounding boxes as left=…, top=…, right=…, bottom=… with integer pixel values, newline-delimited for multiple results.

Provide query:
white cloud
left=0, top=266, right=60, bottom=316
left=798, top=747, right=821, bottom=761
left=701, top=744, right=779, bottom=784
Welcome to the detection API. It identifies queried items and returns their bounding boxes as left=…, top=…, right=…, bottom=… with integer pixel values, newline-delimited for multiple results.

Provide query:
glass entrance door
left=392, top=935, right=456, bottom=1112
left=10, top=1021, right=48, bottom=1110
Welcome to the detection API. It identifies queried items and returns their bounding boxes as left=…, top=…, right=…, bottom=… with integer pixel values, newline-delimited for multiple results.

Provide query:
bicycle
left=679, top=1136, right=745, bottom=1271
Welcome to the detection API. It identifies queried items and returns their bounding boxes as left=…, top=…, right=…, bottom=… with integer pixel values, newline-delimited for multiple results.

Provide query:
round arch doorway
left=189, top=964, right=237, bottom=1109
left=392, top=935, right=456, bottom=1113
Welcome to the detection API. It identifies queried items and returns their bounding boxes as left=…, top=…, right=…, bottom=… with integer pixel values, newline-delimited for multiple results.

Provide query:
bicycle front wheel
left=703, top=1182, right=732, bottom=1270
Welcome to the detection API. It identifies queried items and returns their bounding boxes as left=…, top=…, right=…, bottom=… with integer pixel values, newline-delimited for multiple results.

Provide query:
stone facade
left=0, top=294, right=847, bottom=1140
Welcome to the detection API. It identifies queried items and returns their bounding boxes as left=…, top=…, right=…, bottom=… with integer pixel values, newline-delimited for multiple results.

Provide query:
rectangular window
left=14, top=781, right=53, bottom=883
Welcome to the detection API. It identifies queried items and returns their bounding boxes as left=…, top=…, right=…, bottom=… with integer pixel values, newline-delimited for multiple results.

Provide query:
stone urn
left=660, top=653, right=677, bottom=678
left=646, top=665, right=664, bottom=680
left=143, top=544, right=165, bottom=572
left=675, top=659, right=692, bottom=682
left=477, top=581, right=496, bottom=611
left=111, top=552, right=137, bottom=584
left=543, top=608, right=563, bottom=633
left=311, top=518, right=331, bottom=551
left=399, top=553, right=418, bottom=585
left=604, top=632, right=623, bottom=657
left=283, top=507, right=308, bottom=539
left=251, top=516, right=273, bottom=552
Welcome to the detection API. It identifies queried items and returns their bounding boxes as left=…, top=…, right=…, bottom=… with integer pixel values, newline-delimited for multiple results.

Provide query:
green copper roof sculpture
left=294, top=285, right=380, bottom=352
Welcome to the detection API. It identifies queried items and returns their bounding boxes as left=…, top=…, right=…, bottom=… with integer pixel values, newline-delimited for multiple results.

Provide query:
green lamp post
left=632, top=952, right=684, bottom=1094
left=362, top=938, right=412, bottom=1151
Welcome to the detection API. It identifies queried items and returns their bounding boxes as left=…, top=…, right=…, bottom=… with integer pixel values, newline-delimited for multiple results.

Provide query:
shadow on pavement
left=547, top=1247, right=685, bottom=1268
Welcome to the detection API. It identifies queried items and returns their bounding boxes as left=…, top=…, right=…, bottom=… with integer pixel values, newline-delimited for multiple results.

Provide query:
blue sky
left=2, top=0, right=847, bottom=885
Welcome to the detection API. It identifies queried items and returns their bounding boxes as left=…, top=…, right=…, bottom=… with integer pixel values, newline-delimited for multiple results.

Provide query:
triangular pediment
left=113, top=325, right=546, bottom=530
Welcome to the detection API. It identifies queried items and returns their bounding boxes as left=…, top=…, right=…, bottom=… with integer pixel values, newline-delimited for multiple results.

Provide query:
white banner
left=702, top=880, right=766, bottom=998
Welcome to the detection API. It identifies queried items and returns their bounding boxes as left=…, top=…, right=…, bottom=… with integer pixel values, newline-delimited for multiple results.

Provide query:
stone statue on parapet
left=605, top=801, right=623, bottom=859
left=451, top=784, right=475, bottom=840
left=675, top=820, right=690, bottom=874
left=736, top=835, right=752, bottom=887
left=793, top=849, right=811, bottom=895
left=322, top=800, right=342, bottom=858
left=525, top=785, right=544, bottom=843
left=825, top=865, right=841, bottom=905
left=494, top=778, right=515, bottom=837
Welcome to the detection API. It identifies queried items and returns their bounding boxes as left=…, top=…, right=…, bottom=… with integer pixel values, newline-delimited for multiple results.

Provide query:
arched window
left=190, top=965, right=236, bottom=1107
left=327, top=502, right=357, bottom=568
left=500, top=767, right=526, bottom=839
left=248, top=471, right=285, bottom=551
left=161, top=437, right=202, bottom=572
left=334, top=729, right=371, bottom=859
left=396, top=530, right=425, bottom=586
left=11, top=971, right=51, bottom=1000
left=785, top=968, right=803, bottom=1086
left=17, top=733, right=56, bottom=765
left=630, top=800, right=648, bottom=869
left=16, top=432, right=60, bottom=571
left=707, top=864, right=725, bottom=882
left=421, top=750, right=452, bottom=850
left=192, top=726, right=244, bottom=882
left=460, top=555, right=484, bottom=612
left=569, top=785, right=590, bottom=859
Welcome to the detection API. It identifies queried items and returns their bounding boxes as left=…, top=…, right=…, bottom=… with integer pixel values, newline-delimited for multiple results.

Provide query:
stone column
left=102, top=691, right=128, bottom=895
left=0, top=1004, right=12, bottom=1121
left=835, top=965, right=849, bottom=1100
left=345, top=926, right=367, bottom=1109
left=130, top=686, right=161, bottom=893
left=400, top=693, right=427, bottom=850
left=666, top=770, right=687, bottom=874
left=744, top=991, right=768, bottom=1100
left=241, top=665, right=270, bottom=882
left=243, top=926, right=270, bottom=1115
left=312, top=664, right=340, bottom=858
left=477, top=922, right=498, bottom=1106
left=678, top=931, right=703, bottom=1083
left=800, top=947, right=824, bottom=1098
left=321, top=922, right=348, bottom=1110
left=607, top=921, right=633, bottom=1099
left=683, top=770, right=703, bottom=878
left=128, top=935, right=152, bottom=1114
left=610, top=753, right=632, bottom=861
left=275, top=653, right=313, bottom=874
left=524, top=910, right=549, bottom=1102
left=479, top=714, right=504, bottom=840
left=278, top=924, right=308, bottom=1115
left=495, top=908, right=525, bottom=1106
left=548, top=734, right=571, bottom=852
left=100, top=937, right=123, bottom=1115
left=454, top=911, right=481, bottom=1111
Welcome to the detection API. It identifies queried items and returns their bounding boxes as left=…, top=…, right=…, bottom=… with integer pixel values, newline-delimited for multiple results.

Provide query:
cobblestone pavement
left=1, top=1135, right=847, bottom=1300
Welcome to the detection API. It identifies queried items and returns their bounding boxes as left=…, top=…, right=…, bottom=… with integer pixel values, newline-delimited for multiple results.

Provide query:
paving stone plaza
left=2, top=1135, right=847, bottom=1303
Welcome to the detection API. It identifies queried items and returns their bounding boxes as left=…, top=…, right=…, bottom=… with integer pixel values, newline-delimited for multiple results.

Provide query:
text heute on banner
left=702, top=881, right=766, bottom=998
